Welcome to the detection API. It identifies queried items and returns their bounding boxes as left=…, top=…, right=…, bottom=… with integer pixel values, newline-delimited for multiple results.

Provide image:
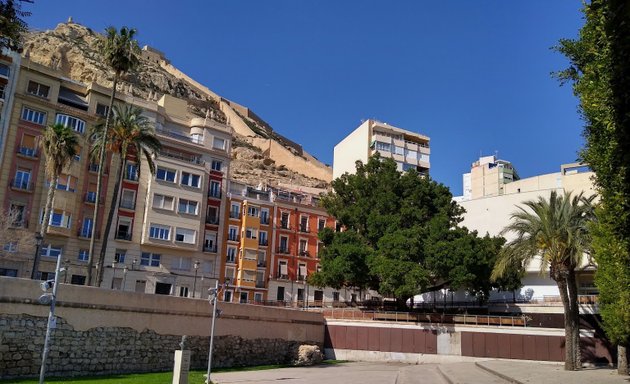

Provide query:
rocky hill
left=23, top=21, right=332, bottom=189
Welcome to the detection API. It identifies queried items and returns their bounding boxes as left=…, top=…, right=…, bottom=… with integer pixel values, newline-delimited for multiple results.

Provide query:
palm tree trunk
left=619, top=344, right=629, bottom=375
left=86, top=75, right=118, bottom=286
left=32, top=176, right=58, bottom=279
left=567, top=270, right=582, bottom=370
left=557, top=277, right=577, bottom=370
left=96, top=147, right=126, bottom=286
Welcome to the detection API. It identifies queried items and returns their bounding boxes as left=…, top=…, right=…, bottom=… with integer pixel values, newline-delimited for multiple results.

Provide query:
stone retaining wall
left=1, top=314, right=316, bottom=379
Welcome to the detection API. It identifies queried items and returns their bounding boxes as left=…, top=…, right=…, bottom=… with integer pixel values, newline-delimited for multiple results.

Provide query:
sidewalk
left=475, top=360, right=629, bottom=384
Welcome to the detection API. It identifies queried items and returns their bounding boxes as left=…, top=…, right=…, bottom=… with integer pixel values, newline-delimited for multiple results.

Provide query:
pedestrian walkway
left=210, top=360, right=629, bottom=384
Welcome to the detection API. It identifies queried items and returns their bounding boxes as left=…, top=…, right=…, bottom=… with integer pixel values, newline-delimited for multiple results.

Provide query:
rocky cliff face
left=23, top=21, right=331, bottom=189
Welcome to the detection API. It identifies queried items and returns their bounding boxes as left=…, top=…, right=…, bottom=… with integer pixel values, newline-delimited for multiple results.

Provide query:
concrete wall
left=333, top=121, right=369, bottom=179
left=0, top=277, right=325, bottom=378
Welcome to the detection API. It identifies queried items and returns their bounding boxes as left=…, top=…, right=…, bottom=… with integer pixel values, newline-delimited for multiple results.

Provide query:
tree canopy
left=0, top=0, right=32, bottom=52
left=310, top=154, right=504, bottom=305
left=555, top=0, right=630, bottom=373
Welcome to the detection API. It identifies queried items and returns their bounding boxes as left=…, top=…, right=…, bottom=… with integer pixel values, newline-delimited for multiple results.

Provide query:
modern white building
left=333, top=119, right=430, bottom=179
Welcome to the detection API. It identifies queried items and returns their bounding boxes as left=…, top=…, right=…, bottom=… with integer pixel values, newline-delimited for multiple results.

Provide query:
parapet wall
left=0, top=277, right=325, bottom=379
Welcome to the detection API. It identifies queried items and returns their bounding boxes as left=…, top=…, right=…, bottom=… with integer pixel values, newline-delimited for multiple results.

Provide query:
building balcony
left=277, top=274, right=289, bottom=280
left=10, top=179, right=33, bottom=192
left=228, top=235, right=240, bottom=242
left=226, top=258, right=236, bottom=265
left=78, top=229, right=100, bottom=239
left=156, top=127, right=200, bottom=145
left=115, top=231, right=132, bottom=241
left=159, top=150, right=204, bottom=166
left=260, top=217, right=270, bottom=225
left=277, top=247, right=290, bottom=255
left=119, top=200, right=135, bottom=210
left=203, top=244, right=218, bottom=253
left=256, top=281, right=266, bottom=288
left=208, top=190, right=222, bottom=199
left=258, top=239, right=268, bottom=246
left=299, top=250, right=309, bottom=257
left=297, top=275, right=306, bottom=282
left=257, top=260, right=266, bottom=268
left=229, top=212, right=240, bottom=219
left=17, top=146, right=38, bottom=158
left=124, top=170, right=139, bottom=182
left=299, top=225, right=309, bottom=233
left=279, top=222, right=290, bottom=230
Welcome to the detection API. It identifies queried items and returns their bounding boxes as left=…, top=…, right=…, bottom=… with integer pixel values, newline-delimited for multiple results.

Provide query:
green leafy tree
left=87, top=26, right=140, bottom=286
left=33, top=123, right=79, bottom=278
left=555, top=0, right=630, bottom=374
left=0, top=0, right=32, bottom=52
left=90, top=105, right=161, bottom=285
left=492, top=191, right=595, bottom=371
left=312, top=154, right=504, bottom=308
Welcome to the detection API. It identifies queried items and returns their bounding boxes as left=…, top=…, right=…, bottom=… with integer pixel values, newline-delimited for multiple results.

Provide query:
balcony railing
left=277, top=247, right=290, bottom=254
left=256, top=281, right=266, bottom=288
left=119, top=200, right=135, bottom=210
left=229, top=212, right=240, bottom=219
left=257, top=261, right=266, bottom=268
left=10, top=179, right=33, bottom=192
left=259, top=239, right=268, bottom=246
left=297, top=275, right=306, bottom=282
left=208, top=190, right=222, bottom=199
left=204, top=245, right=218, bottom=253
left=159, top=150, right=204, bottom=166
left=78, top=229, right=99, bottom=239
left=17, top=146, right=37, bottom=158
left=124, top=170, right=139, bottom=182
left=299, top=250, right=310, bottom=257
left=205, top=216, right=219, bottom=225
left=156, top=127, right=200, bottom=144
left=226, top=258, right=236, bottom=265
left=299, top=225, right=309, bottom=233
left=279, top=222, right=290, bottom=230
left=260, top=217, right=270, bottom=225
left=115, top=231, right=132, bottom=241
left=228, top=235, right=240, bottom=242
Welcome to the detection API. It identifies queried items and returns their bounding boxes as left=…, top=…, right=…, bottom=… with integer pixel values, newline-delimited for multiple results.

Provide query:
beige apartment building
left=461, top=155, right=519, bottom=200
left=333, top=119, right=430, bottom=179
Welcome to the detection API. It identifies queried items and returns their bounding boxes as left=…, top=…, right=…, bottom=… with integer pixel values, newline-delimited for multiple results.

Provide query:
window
left=179, top=286, right=190, bottom=297
left=180, top=172, right=200, bottom=188
left=278, top=260, right=288, bottom=278
left=156, top=167, right=176, bottom=182
left=375, top=141, right=391, bottom=152
left=55, top=174, right=76, bottom=192
left=21, top=107, right=46, bottom=125
left=149, top=224, right=170, bottom=240
left=18, top=133, right=37, bottom=157
left=0, top=63, right=9, bottom=77
left=299, top=239, right=308, bottom=255
left=27, top=81, right=50, bottom=98
left=281, top=212, right=290, bottom=229
left=0, top=268, right=18, bottom=277
left=245, top=227, right=257, bottom=239
left=279, top=236, right=289, bottom=253
left=9, top=204, right=26, bottom=227
left=3, top=242, right=17, bottom=253
left=56, top=114, right=86, bottom=134
left=247, top=205, right=259, bottom=217
left=49, top=210, right=71, bottom=228
left=226, top=247, right=236, bottom=263
left=212, top=137, right=225, bottom=150
left=78, top=250, right=89, bottom=262
left=79, top=218, right=93, bottom=237
left=96, top=103, right=109, bottom=117
left=244, top=249, right=257, bottom=261
left=318, top=218, right=326, bottom=231
left=120, top=189, right=136, bottom=210
left=116, top=217, right=132, bottom=240
left=242, top=270, right=255, bottom=282
left=211, top=160, right=222, bottom=171
left=209, top=181, right=221, bottom=198
left=178, top=199, right=198, bottom=215
left=190, top=133, right=203, bottom=144
left=230, top=203, right=240, bottom=219
left=13, top=169, right=30, bottom=190
left=73, top=145, right=82, bottom=161
left=260, top=208, right=270, bottom=225
left=206, top=206, right=219, bottom=224
left=171, top=256, right=192, bottom=270
left=228, top=226, right=239, bottom=241
left=204, top=233, right=217, bottom=252
left=254, top=292, right=263, bottom=303
left=41, top=244, right=62, bottom=258
left=259, top=231, right=268, bottom=246
left=152, top=194, right=174, bottom=210
left=140, top=252, right=161, bottom=267
left=175, top=227, right=196, bottom=244
left=298, top=264, right=307, bottom=280
left=257, top=250, right=266, bottom=265
left=300, top=216, right=309, bottom=232
left=114, top=249, right=126, bottom=263
left=125, top=162, right=138, bottom=181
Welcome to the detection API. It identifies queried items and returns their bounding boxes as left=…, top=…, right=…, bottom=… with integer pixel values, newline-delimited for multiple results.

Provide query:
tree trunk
left=32, top=175, right=58, bottom=279
left=567, top=270, right=581, bottom=370
left=556, top=277, right=577, bottom=371
left=96, top=147, right=126, bottom=286
left=619, top=344, right=629, bottom=375
left=86, top=75, right=118, bottom=286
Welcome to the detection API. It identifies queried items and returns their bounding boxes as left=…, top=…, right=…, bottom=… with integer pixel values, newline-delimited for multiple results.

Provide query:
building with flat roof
left=333, top=119, right=430, bottom=179
left=458, top=155, right=519, bottom=201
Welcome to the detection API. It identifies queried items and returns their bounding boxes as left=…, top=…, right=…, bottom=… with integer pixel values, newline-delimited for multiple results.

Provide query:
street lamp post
left=30, top=233, right=43, bottom=280
left=132, top=258, right=137, bottom=271
left=38, top=251, right=63, bottom=384
left=122, top=266, right=128, bottom=291
left=110, top=262, right=117, bottom=289
left=193, top=260, right=200, bottom=298
left=206, top=280, right=227, bottom=384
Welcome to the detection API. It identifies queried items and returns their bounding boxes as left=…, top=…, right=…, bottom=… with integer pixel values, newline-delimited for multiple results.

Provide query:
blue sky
left=26, top=1, right=584, bottom=194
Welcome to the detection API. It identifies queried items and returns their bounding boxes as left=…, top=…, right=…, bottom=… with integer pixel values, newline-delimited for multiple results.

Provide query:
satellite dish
left=38, top=294, right=52, bottom=305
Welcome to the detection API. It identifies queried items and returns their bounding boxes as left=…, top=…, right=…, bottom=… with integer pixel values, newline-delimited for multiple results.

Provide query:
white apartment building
left=333, top=119, right=430, bottom=179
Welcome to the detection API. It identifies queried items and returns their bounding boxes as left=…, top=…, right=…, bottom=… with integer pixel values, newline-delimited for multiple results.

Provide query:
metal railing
left=119, top=200, right=135, bottom=210
left=115, top=232, right=132, bottom=241
left=17, top=146, right=37, bottom=158
left=10, top=179, right=33, bottom=191
left=204, top=245, right=218, bottom=253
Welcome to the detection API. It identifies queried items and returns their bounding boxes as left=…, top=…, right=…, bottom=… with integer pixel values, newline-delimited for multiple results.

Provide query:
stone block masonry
left=0, top=314, right=319, bottom=379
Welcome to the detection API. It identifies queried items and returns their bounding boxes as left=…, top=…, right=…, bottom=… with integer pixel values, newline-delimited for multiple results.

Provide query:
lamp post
left=206, top=280, right=227, bottom=384
left=110, top=261, right=117, bottom=289
left=30, top=233, right=43, bottom=279
left=192, top=260, right=200, bottom=298
left=132, top=258, right=137, bottom=271
left=63, top=259, right=70, bottom=284
left=122, top=266, right=128, bottom=291
left=38, top=251, right=63, bottom=384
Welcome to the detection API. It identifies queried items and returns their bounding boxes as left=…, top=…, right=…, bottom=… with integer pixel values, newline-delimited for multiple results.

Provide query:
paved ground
left=209, top=360, right=630, bottom=384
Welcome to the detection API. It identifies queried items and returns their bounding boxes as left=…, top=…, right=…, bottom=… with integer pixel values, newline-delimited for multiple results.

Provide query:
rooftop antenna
left=494, top=149, right=499, bottom=159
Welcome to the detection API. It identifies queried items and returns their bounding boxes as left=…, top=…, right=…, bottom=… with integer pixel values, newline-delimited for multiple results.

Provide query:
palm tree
left=32, top=123, right=79, bottom=279
left=87, top=26, right=140, bottom=286
left=492, top=190, right=595, bottom=371
left=90, top=104, right=161, bottom=285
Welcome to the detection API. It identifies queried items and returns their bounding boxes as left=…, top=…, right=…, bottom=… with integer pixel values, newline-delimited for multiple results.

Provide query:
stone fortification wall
left=0, top=277, right=324, bottom=379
